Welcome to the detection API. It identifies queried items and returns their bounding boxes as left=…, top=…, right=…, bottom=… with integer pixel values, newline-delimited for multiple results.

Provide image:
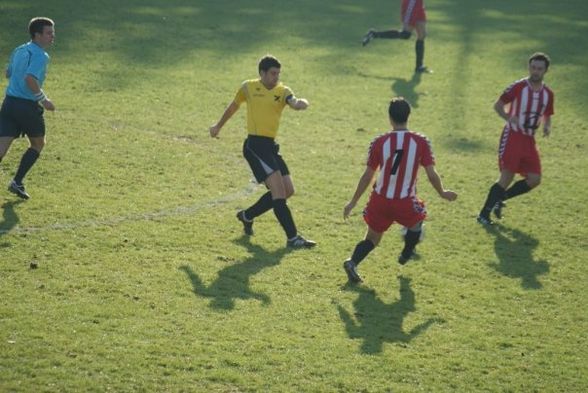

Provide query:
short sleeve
left=233, top=81, right=248, bottom=106
left=419, top=136, right=435, bottom=167
left=499, top=81, right=519, bottom=104
left=366, top=137, right=381, bottom=170
left=26, top=50, right=48, bottom=82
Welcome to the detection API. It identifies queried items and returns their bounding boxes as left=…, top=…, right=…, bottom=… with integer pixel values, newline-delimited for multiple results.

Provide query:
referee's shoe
left=236, top=210, right=254, bottom=236
left=287, top=234, right=316, bottom=249
left=8, top=180, right=30, bottom=200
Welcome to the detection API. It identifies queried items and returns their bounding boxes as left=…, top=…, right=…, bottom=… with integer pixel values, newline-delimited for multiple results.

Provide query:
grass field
left=1, top=1, right=587, bottom=392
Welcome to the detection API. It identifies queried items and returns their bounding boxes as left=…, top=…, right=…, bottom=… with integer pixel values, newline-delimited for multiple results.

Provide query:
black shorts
left=0, top=96, right=46, bottom=138
left=243, top=135, right=290, bottom=183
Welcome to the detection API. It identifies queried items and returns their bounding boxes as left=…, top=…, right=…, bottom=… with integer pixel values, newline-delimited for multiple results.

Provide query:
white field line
left=0, top=111, right=257, bottom=234
left=0, top=183, right=259, bottom=234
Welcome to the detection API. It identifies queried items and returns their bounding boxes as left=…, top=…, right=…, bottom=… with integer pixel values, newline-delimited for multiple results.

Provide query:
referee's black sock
left=351, top=239, right=375, bottom=266
left=14, top=148, right=40, bottom=185
left=504, top=180, right=532, bottom=200
left=272, top=198, right=297, bottom=239
left=480, top=183, right=505, bottom=218
left=245, top=191, right=273, bottom=220
left=415, top=39, right=425, bottom=69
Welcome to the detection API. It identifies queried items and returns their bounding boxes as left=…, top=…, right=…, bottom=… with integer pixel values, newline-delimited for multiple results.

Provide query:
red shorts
left=402, top=0, right=427, bottom=27
left=498, top=128, right=541, bottom=176
left=363, top=192, right=427, bottom=233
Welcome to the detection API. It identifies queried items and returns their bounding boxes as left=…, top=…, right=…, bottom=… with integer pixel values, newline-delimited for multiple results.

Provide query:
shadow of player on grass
left=485, top=224, right=549, bottom=289
left=338, top=276, right=442, bottom=354
left=179, top=235, right=292, bottom=311
left=390, top=71, right=423, bottom=108
left=0, top=200, right=24, bottom=246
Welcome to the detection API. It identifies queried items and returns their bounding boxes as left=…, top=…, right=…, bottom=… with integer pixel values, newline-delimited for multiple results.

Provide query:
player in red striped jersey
left=342, top=98, right=457, bottom=283
left=362, top=0, right=430, bottom=73
left=478, top=53, right=554, bottom=225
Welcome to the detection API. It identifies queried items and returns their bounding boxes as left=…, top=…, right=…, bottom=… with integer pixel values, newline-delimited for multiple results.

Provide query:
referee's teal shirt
left=5, top=41, right=50, bottom=101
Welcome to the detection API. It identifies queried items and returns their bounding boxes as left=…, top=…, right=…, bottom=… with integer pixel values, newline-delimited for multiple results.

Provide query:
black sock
left=272, top=198, right=297, bottom=239
left=14, top=148, right=40, bottom=185
left=351, top=239, right=375, bottom=266
left=504, top=180, right=532, bottom=200
left=402, top=230, right=421, bottom=256
left=245, top=192, right=273, bottom=220
left=415, top=39, right=425, bottom=69
left=480, top=183, right=505, bottom=218
left=374, top=30, right=401, bottom=39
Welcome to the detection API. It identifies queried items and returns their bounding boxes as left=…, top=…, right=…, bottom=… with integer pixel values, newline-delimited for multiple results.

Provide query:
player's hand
left=42, top=98, right=55, bottom=111
left=295, top=98, right=309, bottom=110
left=508, top=115, right=519, bottom=127
left=441, top=190, right=458, bottom=201
left=343, top=201, right=356, bottom=219
left=209, top=124, right=221, bottom=138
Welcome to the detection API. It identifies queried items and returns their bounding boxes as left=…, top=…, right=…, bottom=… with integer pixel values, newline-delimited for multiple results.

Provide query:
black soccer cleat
left=362, top=29, right=375, bottom=46
left=236, top=210, right=254, bottom=236
left=397, top=249, right=415, bottom=265
left=8, top=180, right=30, bottom=200
left=343, top=260, right=363, bottom=283
left=415, top=65, right=432, bottom=74
left=286, top=234, right=316, bottom=249
left=493, top=201, right=506, bottom=220
left=476, top=214, right=494, bottom=226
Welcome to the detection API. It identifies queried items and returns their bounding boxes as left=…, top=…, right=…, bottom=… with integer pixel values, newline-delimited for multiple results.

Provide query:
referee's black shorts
left=0, top=96, right=46, bottom=138
left=243, top=135, right=290, bottom=183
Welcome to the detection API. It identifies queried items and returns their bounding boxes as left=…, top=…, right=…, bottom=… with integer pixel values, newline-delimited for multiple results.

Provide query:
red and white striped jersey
left=499, top=78, right=555, bottom=136
left=367, top=130, right=435, bottom=200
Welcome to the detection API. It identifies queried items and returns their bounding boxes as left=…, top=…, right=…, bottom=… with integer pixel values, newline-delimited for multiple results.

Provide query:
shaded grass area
left=1, top=0, right=587, bottom=392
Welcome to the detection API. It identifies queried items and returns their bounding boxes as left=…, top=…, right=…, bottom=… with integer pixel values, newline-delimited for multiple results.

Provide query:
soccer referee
left=209, top=54, right=316, bottom=249
left=0, top=17, right=56, bottom=200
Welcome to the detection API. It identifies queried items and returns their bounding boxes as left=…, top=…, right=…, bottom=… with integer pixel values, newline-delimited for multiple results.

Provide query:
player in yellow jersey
left=209, top=55, right=316, bottom=248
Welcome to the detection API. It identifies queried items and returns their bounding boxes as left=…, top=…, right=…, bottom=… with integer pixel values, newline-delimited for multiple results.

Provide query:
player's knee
left=30, top=139, right=46, bottom=152
left=527, top=177, right=541, bottom=188
left=408, top=221, right=423, bottom=232
left=285, top=187, right=295, bottom=199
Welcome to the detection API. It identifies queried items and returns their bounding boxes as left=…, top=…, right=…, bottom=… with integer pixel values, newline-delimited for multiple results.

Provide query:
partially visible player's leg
left=398, top=221, right=422, bottom=264
left=504, top=145, right=542, bottom=200
left=495, top=143, right=541, bottom=219
left=414, top=21, right=428, bottom=72
left=239, top=174, right=295, bottom=235
left=264, top=171, right=314, bottom=248
left=343, top=227, right=382, bottom=283
left=0, top=97, right=19, bottom=161
left=13, top=136, right=44, bottom=185
left=362, top=27, right=412, bottom=46
left=478, top=169, right=513, bottom=224
left=0, top=137, right=15, bottom=162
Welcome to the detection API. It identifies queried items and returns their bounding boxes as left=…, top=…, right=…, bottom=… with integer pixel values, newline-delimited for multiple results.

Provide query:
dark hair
left=388, top=97, right=411, bottom=123
left=258, top=54, right=281, bottom=73
left=528, top=52, right=550, bottom=70
left=29, top=17, right=54, bottom=39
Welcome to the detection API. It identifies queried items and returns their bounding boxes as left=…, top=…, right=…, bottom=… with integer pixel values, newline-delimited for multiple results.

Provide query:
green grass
left=1, top=0, right=587, bottom=392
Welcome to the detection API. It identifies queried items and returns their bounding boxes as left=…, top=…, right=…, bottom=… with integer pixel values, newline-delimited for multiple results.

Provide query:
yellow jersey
left=234, top=79, right=293, bottom=139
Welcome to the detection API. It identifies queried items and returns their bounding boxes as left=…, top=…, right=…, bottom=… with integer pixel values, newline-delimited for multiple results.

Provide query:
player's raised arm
left=209, top=101, right=240, bottom=138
